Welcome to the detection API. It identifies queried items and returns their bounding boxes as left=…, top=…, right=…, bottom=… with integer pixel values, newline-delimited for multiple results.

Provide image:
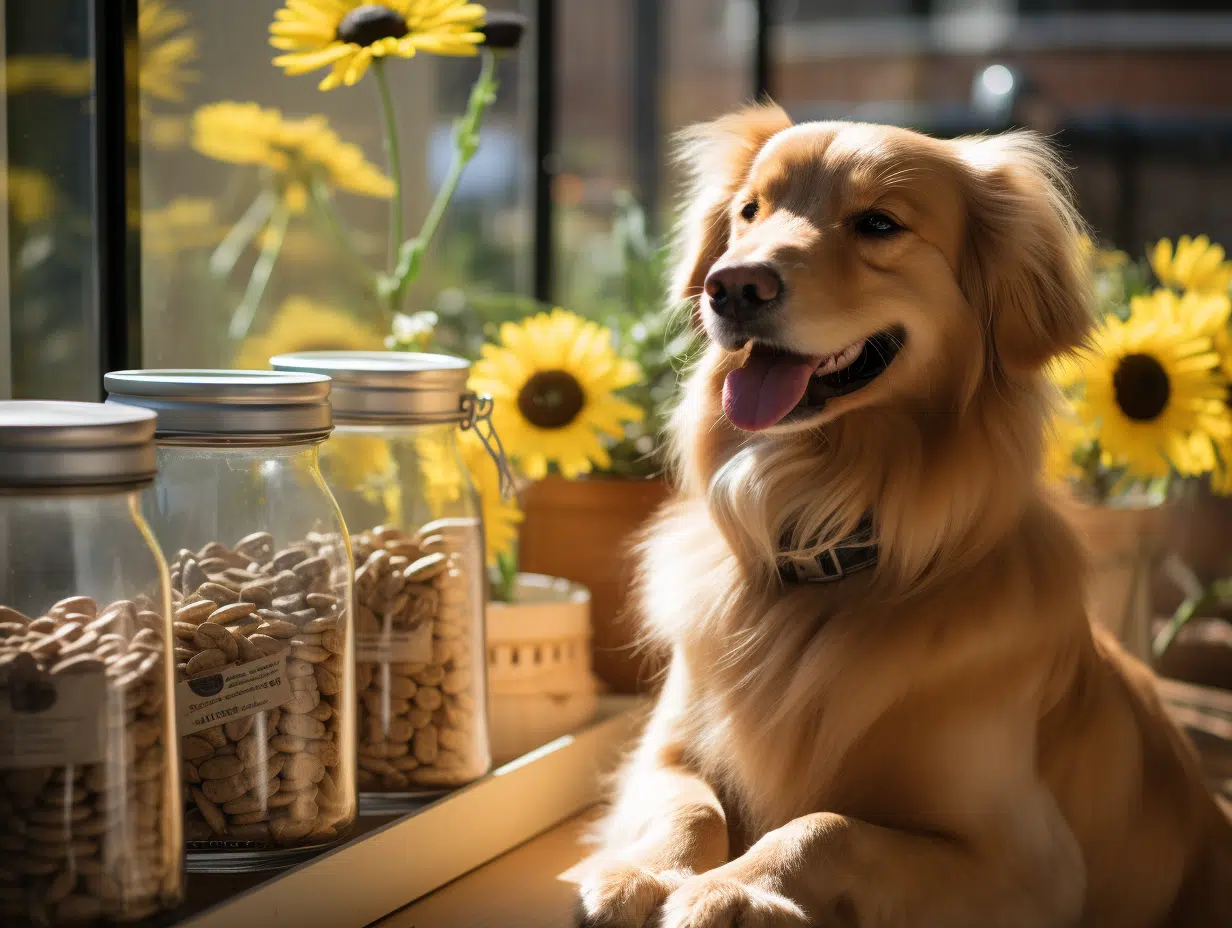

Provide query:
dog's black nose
left=704, top=263, right=782, bottom=320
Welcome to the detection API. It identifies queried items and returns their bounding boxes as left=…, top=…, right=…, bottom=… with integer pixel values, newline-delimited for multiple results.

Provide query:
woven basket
left=486, top=573, right=599, bottom=765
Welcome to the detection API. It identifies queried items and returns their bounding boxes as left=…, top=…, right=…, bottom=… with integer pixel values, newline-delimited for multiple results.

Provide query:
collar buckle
left=778, top=516, right=877, bottom=585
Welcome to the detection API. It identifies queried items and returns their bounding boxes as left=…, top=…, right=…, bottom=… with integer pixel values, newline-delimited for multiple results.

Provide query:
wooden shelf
left=155, top=680, right=1223, bottom=926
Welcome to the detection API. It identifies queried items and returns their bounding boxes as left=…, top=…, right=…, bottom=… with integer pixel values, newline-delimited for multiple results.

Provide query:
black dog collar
left=778, top=515, right=878, bottom=584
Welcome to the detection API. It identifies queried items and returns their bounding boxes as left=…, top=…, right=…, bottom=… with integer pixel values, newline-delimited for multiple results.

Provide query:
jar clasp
left=460, top=393, right=516, bottom=500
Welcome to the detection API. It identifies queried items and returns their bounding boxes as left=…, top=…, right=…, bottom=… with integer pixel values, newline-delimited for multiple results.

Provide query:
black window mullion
left=532, top=0, right=557, bottom=305
left=754, top=0, right=773, bottom=101
left=92, top=0, right=142, bottom=390
left=632, top=0, right=663, bottom=230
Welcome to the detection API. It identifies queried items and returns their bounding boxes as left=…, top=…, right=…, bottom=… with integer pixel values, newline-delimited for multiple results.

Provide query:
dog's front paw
left=659, top=875, right=810, bottom=928
left=577, top=865, right=689, bottom=927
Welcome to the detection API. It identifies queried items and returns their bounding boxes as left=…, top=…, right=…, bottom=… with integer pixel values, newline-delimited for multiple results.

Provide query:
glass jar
left=271, top=352, right=508, bottom=810
left=0, top=401, right=183, bottom=924
left=104, top=371, right=356, bottom=872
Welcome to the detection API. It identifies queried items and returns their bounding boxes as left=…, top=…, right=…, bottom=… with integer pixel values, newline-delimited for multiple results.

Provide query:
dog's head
left=668, top=106, right=1093, bottom=583
left=674, top=105, right=1091, bottom=435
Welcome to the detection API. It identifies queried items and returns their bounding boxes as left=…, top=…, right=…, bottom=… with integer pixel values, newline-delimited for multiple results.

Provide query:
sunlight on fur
left=576, top=104, right=1232, bottom=928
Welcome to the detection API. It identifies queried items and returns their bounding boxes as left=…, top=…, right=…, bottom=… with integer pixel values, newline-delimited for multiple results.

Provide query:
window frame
left=79, top=0, right=773, bottom=375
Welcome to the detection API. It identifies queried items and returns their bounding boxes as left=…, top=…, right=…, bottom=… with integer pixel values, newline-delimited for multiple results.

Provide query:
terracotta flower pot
left=1060, top=493, right=1173, bottom=661
left=1151, top=485, right=1232, bottom=691
left=517, top=475, right=670, bottom=693
left=1154, top=616, right=1232, bottom=691
left=1154, top=486, right=1232, bottom=616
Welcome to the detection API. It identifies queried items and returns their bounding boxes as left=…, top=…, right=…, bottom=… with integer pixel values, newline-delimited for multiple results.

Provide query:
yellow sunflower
left=270, top=0, right=486, bottom=91
left=1132, top=287, right=1232, bottom=378
left=1074, top=313, right=1232, bottom=481
left=469, top=309, right=644, bottom=480
left=1150, top=236, right=1232, bottom=296
left=147, top=115, right=189, bottom=150
left=1211, top=448, right=1232, bottom=496
left=234, top=296, right=385, bottom=369
left=257, top=223, right=332, bottom=263
left=138, top=0, right=198, bottom=103
left=1046, top=354, right=1085, bottom=392
left=5, top=56, right=93, bottom=95
left=6, top=168, right=55, bottom=225
left=192, top=102, right=393, bottom=211
left=1078, top=234, right=1129, bottom=272
left=142, top=197, right=227, bottom=256
left=420, top=429, right=522, bottom=565
left=1042, top=400, right=1093, bottom=485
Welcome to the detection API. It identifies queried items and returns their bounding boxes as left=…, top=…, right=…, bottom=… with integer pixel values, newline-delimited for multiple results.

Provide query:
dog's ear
left=671, top=103, right=793, bottom=316
left=955, top=132, right=1093, bottom=374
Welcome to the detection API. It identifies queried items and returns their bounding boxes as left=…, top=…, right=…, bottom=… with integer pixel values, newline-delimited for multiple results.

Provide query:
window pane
left=139, top=0, right=532, bottom=371
left=4, top=0, right=100, bottom=400
left=557, top=0, right=755, bottom=314
left=774, top=2, right=1232, bottom=248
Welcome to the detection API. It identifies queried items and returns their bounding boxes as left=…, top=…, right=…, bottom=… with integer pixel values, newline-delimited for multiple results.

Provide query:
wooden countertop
left=374, top=811, right=596, bottom=928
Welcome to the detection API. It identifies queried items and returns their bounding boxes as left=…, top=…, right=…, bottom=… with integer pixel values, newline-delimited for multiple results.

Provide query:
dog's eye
left=853, top=211, right=903, bottom=238
left=740, top=200, right=759, bottom=221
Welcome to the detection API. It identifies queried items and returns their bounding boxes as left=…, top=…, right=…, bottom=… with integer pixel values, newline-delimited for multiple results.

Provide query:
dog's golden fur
left=578, top=105, right=1232, bottom=927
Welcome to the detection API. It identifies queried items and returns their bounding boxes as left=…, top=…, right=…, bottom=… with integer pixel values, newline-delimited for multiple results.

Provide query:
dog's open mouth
left=722, top=327, right=905, bottom=431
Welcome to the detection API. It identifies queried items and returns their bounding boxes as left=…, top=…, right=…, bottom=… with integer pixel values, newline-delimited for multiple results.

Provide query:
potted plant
left=391, top=194, right=693, bottom=693
left=514, top=195, right=690, bottom=694
left=1046, top=234, right=1232, bottom=669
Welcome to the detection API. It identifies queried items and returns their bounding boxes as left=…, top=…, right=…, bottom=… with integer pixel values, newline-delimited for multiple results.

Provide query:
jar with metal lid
left=0, top=401, right=183, bottom=924
left=270, top=351, right=511, bottom=809
left=104, top=371, right=356, bottom=871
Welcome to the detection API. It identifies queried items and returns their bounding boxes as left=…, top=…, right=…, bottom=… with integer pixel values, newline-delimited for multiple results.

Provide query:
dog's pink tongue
left=723, top=352, right=816, bottom=431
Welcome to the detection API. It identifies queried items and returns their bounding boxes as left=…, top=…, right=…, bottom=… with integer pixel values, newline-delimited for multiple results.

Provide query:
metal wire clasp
left=460, top=392, right=517, bottom=500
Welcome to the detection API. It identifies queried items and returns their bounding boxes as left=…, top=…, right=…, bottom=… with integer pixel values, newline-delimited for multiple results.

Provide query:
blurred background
left=2, top=0, right=1231, bottom=400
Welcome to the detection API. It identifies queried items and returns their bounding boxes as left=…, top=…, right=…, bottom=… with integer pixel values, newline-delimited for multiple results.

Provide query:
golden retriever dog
left=576, top=104, right=1232, bottom=927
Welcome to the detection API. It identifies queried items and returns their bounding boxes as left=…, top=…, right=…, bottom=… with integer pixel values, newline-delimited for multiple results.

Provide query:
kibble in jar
left=170, top=531, right=355, bottom=858
left=102, top=370, right=356, bottom=870
left=0, top=596, right=180, bottom=925
left=265, top=351, right=499, bottom=806
left=0, top=399, right=182, bottom=924
left=352, top=518, right=489, bottom=794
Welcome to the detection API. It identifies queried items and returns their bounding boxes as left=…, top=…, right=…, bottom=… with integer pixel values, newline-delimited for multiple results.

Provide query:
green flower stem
left=371, top=59, right=404, bottom=287
left=1152, top=579, right=1232, bottom=659
left=307, top=181, right=383, bottom=316
left=229, top=201, right=289, bottom=343
left=209, top=189, right=275, bottom=281
left=389, top=49, right=500, bottom=310
left=1079, top=440, right=1115, bottom=504
left=493, top=546, right=518, bottom=604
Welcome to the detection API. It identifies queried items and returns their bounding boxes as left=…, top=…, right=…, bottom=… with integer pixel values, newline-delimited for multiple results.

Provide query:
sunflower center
left=336, top=5, right=409, bottom=46
left=1113, top=353, right=1171, bottom=422
left=517, top=370, right=585, bottom=430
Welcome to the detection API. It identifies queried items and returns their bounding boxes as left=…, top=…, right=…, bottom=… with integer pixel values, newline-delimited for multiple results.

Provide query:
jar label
left=176, top=652, right=292, bottom=736
left=0, top=660, right=107, bottom=769
left=356, top=622, right=432, bottom=664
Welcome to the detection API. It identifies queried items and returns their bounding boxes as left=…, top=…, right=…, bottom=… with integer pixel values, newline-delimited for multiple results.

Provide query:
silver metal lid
left=0, top=401, right=157, bottom=489
left=104, top=370, right=333, bottom=444
left=269, top=351, right=472, bottom=424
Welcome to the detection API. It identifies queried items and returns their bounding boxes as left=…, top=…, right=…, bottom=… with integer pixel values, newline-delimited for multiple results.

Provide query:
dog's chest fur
left=642, top=503, right=915, bottom=838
